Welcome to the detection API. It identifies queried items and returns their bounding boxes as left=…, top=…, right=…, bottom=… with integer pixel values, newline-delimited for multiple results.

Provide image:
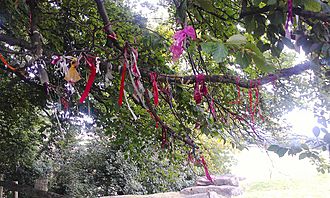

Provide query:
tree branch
left=143, top=90, right=198, bottom=149
left=27, top=0, right=43, bottom=57
left=0, top=34, right=33, bottom=49
left=156, top=61, right=312, bottom=88
left=94, top=0, right=122, bottom=50
left=240, top=6, right=330, bottom=22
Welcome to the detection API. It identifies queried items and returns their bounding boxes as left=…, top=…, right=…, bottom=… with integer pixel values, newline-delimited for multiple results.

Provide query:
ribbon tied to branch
left=170, top=26, right=196, bottom=61
left=194, top=74, right=208, bottom=104
left=149, top=72, right=159, bottom=106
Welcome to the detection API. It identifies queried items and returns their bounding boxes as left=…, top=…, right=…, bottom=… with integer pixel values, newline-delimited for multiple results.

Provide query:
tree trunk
left=0, top=174, right=3, bottom=198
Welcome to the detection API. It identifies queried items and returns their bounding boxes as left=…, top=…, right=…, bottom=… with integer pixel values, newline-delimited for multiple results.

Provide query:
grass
left=232, top=146, right=330, bottom=198
left=243, top=174, right=330, bottom=198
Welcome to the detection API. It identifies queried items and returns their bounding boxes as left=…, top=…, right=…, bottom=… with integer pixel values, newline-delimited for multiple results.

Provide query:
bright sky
left=284, top=108, right=316, bottom=137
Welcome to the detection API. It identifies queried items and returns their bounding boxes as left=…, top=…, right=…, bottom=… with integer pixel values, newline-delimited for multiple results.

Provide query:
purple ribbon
left=285, top=0, right=293, bottom=38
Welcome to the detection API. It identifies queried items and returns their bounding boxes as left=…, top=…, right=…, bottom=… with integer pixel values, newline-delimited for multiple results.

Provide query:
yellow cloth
left=64, top=59, right=81, bottom=83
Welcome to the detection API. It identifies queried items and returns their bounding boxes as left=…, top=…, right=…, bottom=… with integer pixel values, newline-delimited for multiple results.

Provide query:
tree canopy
left=0, top=0, right=330, bottom=196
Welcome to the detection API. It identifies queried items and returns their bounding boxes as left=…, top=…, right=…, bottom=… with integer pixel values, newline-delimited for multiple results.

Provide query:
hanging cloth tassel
left=210, top=98, right=217, bottom=120
left=194, top=74, right=208, bottom=104
left=149, top=72, right=159, bottom=106
left=79, top=56, right=96, bottom=103
left=285, top=0, right=293, bottom=38
left=0, top=53, right=17, bottom=72
left=254, top=80, right=265, bottom=122
left=124, top=90, right=138, bottom=120
left=64, top=58, right=81, bottom=83
left=118, top=47, right=128, bottom=106
left=36, top=60, right=50, bottom=95
left=248, top=80, right=255, bottom=123
left=200, top=156, right=213, bottom=182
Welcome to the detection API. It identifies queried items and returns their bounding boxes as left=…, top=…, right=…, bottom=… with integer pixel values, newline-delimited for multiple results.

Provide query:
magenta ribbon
left=149, top=72, right=159, bottom=106
left=210, top=98, right=217, bottom=120
left=170, top=26, right=196, bottom=61
left=201, top=156, right=213, bottom=182
left=194, top=74, right=208, bottom=104
left=51, top=55, right=61, bottom=65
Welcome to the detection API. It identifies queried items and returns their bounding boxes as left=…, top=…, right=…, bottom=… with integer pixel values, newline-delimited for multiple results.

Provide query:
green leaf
left=235, top=51, right=251, bottom=68
left=213, top=43, right=228, bottom=63
left=201, top=42, right=216, bottom=54
left=246, top=42, right=275, bottom=72
left=277, top=147, right=288, bottom=157
left=194, top=0, right=214, bottom=11
left=269, top=10, right=284, bottom=25
left=226, top=34, right=247, bottom=45
left=324, top=133, right=330, bottom=144
left=299, top=152, right=308, bottom=160
left=267, top=0, right=277, bottom=5
left=267, top=144, right=279, bottom=152
left=304, top=0, right=321, bottom=12
left=321, top=128, right=328, bottom=133
left=301, top=143, right=309, bottom=150
left=201, top=41, right=228, bottom=63
left=312, top=126, right=320, bottom=137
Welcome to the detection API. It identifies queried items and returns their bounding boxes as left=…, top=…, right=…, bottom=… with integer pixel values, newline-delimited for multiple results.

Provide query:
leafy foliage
left=0, top=0, right=330, bottom=196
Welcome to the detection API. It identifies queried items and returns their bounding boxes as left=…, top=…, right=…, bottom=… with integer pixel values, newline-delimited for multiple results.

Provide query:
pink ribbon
left=150, top=72, right=159, bottom=106
left=51, top=55, right=61, bottom=65
left=194, top=74, right=208, bottom=104
left=170, top=26, right=196, bottom=61
left=201, top=156, right=213, bottom=182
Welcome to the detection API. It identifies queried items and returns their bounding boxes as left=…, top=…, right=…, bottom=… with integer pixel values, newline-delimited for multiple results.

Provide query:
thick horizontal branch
left=240, top=6, right=330, bottom=22
left=0, top=34, right=33, bottom=49
left=0, top=181, right=68, bottom=198
left=293, top=7, right=330, bottom=22
left=156, top=62, right=312, bottom=88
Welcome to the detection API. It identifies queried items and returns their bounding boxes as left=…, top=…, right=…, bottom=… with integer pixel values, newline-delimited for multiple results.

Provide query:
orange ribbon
left=0, top=53, right=17, bottom=72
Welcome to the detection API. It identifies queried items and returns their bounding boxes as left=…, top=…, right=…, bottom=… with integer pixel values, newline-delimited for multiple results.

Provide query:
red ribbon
left=149, top=72, right=159, bottom=106
left=194, top=74, right=208, bottom=104
left=118, top=48, right=128, bottom=106
left=147, top=110, right=159, bottom=128
left=61, top=97, right=69, bottom=110
left=201, top=156, right=213, bottom=182
left=248, top=80, right=254, bottom=123
left=254, top=80, right=265, bottom=122
left=79, top=56, right=96, bottom=103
